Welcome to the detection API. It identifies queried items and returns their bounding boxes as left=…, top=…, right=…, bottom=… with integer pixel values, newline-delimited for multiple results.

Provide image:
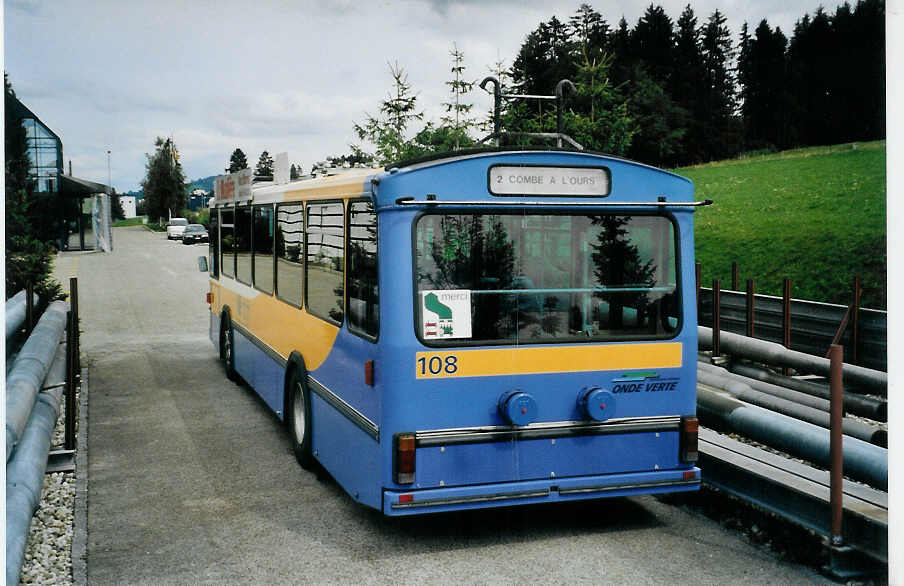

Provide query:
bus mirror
left=198, top=256, right=209, bottom=272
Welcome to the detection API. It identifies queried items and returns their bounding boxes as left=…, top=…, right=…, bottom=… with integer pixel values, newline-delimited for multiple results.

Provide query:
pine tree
left=142, top=137, right=187, bottom=222
left=255, top=151, right=274, bottom=177
left=700, top=10, right=740, bottom=160
left=738, top=19, right=790, bottom=150
left=227, top=148, right=248, bottom=173
left=354, top=61, right=425, bottom=164
left=565, top=49, right=634, bottom=155
left=670, top=5, right=706, bottom=162
left=568, top=4, right=610, bottom=57
left=290, top=164, right=300, bottom=179
left=440, top=43, right=475, bottom=150
left=631, top=4, right=675, bottom=85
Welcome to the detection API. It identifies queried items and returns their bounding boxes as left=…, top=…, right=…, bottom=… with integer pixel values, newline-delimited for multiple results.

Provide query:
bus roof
left=212, top=150, right=694, bottom=208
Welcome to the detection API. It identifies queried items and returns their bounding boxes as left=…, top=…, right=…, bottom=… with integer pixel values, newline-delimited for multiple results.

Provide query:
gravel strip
left=17, top=382, right=80, bottom=586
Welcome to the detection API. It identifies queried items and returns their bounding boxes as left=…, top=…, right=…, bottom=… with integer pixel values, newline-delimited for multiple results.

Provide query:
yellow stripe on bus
left=415, top=343, right=682, bottom=379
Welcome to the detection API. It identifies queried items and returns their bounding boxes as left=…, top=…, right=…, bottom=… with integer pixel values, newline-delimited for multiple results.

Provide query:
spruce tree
left=354, top=61, right=424, bottom=164
left=255, top=151, right=274, bottom=177
left=227, top=148, right=248, bottom=173
left=441, top=43, right=475, bottom=150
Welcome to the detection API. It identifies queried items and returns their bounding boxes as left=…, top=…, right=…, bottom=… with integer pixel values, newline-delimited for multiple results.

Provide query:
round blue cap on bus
left=578, top=387, right=616, bottom=422
left=498, top=391, right=538, bottom=426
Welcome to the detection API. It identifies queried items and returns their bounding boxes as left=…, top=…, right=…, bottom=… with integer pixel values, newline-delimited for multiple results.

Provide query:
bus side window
left=306, top=201, right=344, bottom=324
left=235, top=206, right=252, bottom=285
left=209, top=210, right=219, bottom=278
left=275, top=203, right=304, bottom=306
left=253, top=204, right=274, bottom=294
left=221, top=209, right=235, bottom=279
left=347, top=201, right=378, bottom=339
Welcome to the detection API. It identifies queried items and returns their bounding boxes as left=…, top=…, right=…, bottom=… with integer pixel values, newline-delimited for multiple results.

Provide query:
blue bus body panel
left=232, top=328, right=284, bottom=416
left=309, top=393, right=381, bottom=509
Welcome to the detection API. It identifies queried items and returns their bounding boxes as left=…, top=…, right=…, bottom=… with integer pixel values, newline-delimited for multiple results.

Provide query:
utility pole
left=106, top=150, right=112, bottom=194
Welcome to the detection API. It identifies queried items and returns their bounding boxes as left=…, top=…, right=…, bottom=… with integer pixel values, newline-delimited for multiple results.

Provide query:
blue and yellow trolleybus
left=207, top=149, right=707, bottom=515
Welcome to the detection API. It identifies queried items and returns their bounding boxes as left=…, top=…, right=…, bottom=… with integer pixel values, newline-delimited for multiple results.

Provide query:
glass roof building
left=10, top=95, right=110, bottom=250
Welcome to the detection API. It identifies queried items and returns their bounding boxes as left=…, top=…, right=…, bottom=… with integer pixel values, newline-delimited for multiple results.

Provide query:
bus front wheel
left=287, top=368, right=314, bottom=470
left=220, top=315, right=237, bottom=381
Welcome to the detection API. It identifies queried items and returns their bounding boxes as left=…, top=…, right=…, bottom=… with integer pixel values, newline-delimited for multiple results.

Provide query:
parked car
left=181, top=224, right=208, bottom=244
left=166, top=218, right=189, bottom=240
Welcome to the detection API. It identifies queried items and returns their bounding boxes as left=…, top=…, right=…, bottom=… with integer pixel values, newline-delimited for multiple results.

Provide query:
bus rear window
left=414, top=213, right=679, bottom=345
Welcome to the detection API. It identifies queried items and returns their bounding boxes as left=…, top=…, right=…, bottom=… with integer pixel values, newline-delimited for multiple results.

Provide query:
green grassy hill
left=675, top=141, right=886, bottom=309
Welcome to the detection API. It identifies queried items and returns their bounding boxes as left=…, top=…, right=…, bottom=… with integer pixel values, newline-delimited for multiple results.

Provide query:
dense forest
left=356, top=1, right=885, bottom=168
left=505, top=1, right=885, bottom=166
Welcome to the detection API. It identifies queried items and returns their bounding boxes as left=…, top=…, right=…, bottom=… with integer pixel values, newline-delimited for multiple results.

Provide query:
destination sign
left=489, top=165, right=610, bottom=196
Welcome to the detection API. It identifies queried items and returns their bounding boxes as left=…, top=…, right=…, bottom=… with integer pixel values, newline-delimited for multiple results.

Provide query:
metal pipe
left=782, top=278, right=792, bottom=376
left=5, top=289, right=40, bottom=341
left=5, top=301, right=69, bottom=461
left=712, top=281, right=721, bottom=357
left=745, top=279, right=755, bottom=337
left=696, top=365, right=885, bottom=446
left=26, top=281, right=34, bottom=334
left=698, top=326, right=887, bottom=393
left=65, top=311, right=76, bottom=451
left=5, top=343, right=67, bottom=586
left=696, top=386, right=887, bottom=489
left=695, top=263, right=701, bottom=319
left=699, top=361, right=831, bottom=412
left=727, top=362, right=886, bottom=421
left=829, top=345, right=843, bottom=544
left=852, top=277, right=861, bottom=365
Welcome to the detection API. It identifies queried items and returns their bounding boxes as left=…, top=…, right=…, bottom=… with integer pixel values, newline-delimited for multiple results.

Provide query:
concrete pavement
left=53, top=225, right=828, bottom=585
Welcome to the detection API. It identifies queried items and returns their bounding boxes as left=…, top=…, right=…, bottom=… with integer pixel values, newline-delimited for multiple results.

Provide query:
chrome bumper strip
left=391, top=489, right=551, bottom=509
left=415, top=416, right=681, bottom=447
left=307, top=376, right=380, bottom=442
left=558, top=478, right=699, bottom=496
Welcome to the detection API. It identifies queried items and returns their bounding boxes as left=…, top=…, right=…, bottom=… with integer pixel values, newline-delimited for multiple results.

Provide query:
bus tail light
left=365, top=360, right=374, bottom=386
left=206, top=292, right=212, bottom=304
left=680, top=416, right=699, bottom=462
left=394, top=433, right=416, bottom=484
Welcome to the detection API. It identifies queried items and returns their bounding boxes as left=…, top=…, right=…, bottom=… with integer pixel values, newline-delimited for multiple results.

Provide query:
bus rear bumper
left=382, top=468, right=700, bottom=516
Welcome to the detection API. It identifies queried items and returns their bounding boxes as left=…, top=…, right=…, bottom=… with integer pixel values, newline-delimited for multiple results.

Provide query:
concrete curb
left=72, top=366, right=88, bottom=586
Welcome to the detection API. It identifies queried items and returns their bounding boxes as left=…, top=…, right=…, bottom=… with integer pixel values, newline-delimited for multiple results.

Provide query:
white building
left=120, top=195, right=137, bottom=218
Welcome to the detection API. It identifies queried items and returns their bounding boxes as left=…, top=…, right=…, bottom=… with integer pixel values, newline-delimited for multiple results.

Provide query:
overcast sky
left=5, top=0, right=855, bottom=193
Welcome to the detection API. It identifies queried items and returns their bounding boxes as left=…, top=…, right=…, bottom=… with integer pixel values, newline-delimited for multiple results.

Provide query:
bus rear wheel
left=220, top=316, right=237, bottom=381
left=287, top=368, right=314, bottom=470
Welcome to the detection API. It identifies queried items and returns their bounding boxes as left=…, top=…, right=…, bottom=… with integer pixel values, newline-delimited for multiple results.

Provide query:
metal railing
left=697, top=287, right=886, bottom=372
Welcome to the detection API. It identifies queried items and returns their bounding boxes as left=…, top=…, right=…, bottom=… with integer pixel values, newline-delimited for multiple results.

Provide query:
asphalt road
left=53, top=225, right=827, bottom=585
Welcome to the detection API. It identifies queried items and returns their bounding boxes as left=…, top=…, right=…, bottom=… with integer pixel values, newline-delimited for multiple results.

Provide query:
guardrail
left=697, top=287, right=886, bottom=372
left=5, top=280, right=80, bottom=586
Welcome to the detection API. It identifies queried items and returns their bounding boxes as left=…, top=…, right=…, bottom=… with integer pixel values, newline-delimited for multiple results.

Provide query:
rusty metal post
left=695, top=263, right=702, bottom=321
left=25, top=281, right=35, bottom=334
left=712, top=280, right=721, bottom=357
left=782, top=278, right=792, bottom=376
left=731, top=262, right=739, bottom=291
left=851, top=277, right=861, bottom=365
left=65, top=310, right=76, bottom=451
left=69, top=277, right=80, bottom=375
left=829, top=344, right=844, bottom=545
left=746, top=279, right=755, bottom=338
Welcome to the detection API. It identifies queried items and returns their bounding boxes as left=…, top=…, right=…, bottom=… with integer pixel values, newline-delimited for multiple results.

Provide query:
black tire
left=286, top=368, right=314, bottom=470
left=220, top=315, right=238, bottom=381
